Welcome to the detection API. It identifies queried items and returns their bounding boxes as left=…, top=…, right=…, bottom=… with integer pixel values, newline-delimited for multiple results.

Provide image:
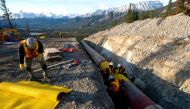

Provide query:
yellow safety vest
left=21, top=40, right=39, bottom=58
left=111, top=79, right=120, bottom=92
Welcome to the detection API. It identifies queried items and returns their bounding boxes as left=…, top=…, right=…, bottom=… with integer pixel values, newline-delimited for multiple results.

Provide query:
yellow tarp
left=0, top=81, right=72, bottom=109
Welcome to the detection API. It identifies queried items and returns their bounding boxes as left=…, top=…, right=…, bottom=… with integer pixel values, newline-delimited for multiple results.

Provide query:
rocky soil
left=0, top=38, right=114, bottom=109
left=85, top=13, right=190, bottom=109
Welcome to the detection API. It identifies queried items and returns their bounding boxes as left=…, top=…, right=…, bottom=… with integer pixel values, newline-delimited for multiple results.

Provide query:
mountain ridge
left=12, top=0, right=163, bottom=19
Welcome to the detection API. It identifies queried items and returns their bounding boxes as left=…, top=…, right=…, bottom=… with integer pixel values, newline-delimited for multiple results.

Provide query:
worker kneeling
left=117, top=64, right=145, bottom=91
left=19, top=37, right=49, bottom=82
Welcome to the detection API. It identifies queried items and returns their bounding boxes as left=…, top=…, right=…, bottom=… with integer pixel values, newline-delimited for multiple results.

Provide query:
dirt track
left=0, top=38, right=113, bottom=109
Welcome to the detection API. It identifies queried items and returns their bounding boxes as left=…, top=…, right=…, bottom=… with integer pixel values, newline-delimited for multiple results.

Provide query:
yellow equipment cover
left=0, top=81, right=72, bottom=109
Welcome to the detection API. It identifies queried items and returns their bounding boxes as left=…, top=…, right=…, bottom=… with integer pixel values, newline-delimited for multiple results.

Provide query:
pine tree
left=25, top=22, right=30, bottom=36
left=139, top=11, right=149, bottom=20
left=184, top=0, right=190, bottom=15
left=124, top=3, right=139, bottom=23
left=164, top=0, right=173, bottom=17
left=0, top=0, right=13, bottom=28
left=109, top=12, right=114, bottom=20
left=149, top=10, right=160, bottom=18
left=111, top=20, right=117, bottom=27
left=176, top=0, right=185, bottom=13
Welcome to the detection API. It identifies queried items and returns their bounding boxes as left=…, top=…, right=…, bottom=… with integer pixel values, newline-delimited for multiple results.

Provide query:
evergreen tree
left=139, top=11, right=149, bottom=20
left=109, top=11, right=114, bottom=20
left=124, top=3, right=139, bottom=23
left=0, top=0, right=13, bottom=28
left=149, top=10, right=158, bottom=18
left=164, top=0, right=173, bottom=17
left=111, top=20, right=117, bottom=27
left=25, top=22, right=30, bottom=36
left=176, top=0, right=185, bottom=13
left=184, top=0, right=190, bottom=15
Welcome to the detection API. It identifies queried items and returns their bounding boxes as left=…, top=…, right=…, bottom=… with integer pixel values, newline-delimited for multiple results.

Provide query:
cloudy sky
left=3, top=0, right=173, bottom=15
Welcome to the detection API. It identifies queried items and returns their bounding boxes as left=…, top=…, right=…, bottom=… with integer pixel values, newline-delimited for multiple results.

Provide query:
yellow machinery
left=0, top=29, right=19, bottom=42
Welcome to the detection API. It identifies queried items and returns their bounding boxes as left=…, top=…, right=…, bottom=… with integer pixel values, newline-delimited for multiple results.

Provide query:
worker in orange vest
left=19, top=37, right=49, bottom=82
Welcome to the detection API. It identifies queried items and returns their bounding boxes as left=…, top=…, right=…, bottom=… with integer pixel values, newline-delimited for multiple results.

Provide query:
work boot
left=27, top=71, right=33, bottom=81
left=26, top=70, right=39, bottom=81
left=41, top=71, right=50, bottom=82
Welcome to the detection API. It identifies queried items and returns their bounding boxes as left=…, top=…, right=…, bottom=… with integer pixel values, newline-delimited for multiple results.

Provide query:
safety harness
left=21, top=40, right=39, bottom=58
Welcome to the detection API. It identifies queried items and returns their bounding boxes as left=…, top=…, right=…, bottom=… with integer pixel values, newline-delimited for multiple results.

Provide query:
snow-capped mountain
left=12, top=11, right=37, bottom=19
left=12, top=1, right=163, bottom=19
left=12, top=11, right=79, bottom=19
left=83, top=0, right=163, bottom=17
left=137, top=1, right=163, bottom=10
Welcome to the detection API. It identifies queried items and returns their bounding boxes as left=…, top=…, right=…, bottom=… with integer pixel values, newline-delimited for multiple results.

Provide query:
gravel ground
left=85, top=14, right=190, bottom=109
left=0, top=38, right=114, bottom=109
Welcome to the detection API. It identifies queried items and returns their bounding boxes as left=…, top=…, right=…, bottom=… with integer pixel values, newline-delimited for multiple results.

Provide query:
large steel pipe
left=81, top=40, right=106, bottom=65
left=81, top=40, right=163, bottom=109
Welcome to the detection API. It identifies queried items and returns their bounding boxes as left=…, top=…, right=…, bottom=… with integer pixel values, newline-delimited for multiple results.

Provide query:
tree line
left=123, top=0, right=190, bottom=23
left=0, top=0, right=13, bottom=29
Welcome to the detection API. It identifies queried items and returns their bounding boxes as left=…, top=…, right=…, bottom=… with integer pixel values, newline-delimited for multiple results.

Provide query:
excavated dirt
left=85, top=14, right=190, bottom=109
left=0, top=38, right=114, bottom=109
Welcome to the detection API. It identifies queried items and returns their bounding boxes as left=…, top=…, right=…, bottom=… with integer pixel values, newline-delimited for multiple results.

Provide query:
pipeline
left=81, top=40, right=163, bottom=109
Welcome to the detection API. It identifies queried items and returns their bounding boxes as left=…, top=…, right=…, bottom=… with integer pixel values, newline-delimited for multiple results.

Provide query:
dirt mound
left=85, top=13, right=190, bottom=109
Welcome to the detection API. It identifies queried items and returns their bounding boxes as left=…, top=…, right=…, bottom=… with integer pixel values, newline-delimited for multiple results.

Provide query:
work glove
left=19, top=64, right=25, bottom=71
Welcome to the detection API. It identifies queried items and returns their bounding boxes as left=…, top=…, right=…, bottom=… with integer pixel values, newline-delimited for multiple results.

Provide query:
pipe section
left=81, top=40, right=163, bottom=109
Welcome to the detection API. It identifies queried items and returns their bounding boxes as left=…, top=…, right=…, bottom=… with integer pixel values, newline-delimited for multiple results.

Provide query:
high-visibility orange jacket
left=19, top=39, right=43, bottom=64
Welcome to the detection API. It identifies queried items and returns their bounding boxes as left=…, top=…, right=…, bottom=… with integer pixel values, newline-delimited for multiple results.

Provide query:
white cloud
left=8, top=4, right=69, bottom=15
left=98, top=4, right=109, bottom=10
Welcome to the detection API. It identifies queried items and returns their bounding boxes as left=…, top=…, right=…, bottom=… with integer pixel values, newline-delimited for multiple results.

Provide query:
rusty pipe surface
left=81, top=40, right=163, bottom=109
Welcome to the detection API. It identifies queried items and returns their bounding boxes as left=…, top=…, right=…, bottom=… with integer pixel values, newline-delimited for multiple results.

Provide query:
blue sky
left=4, top=0, right=173, bottom=15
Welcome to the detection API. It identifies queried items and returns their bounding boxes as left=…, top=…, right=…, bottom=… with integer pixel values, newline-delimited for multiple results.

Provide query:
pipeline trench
left=0, top=38, right=162, bottom=109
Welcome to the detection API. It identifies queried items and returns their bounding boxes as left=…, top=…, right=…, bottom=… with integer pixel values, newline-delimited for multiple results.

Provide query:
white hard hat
left=109, top=62, right=114, bottom=66
left=117, top=64, right=121, bottom=68
left=26, top=37, right=36, bottom=49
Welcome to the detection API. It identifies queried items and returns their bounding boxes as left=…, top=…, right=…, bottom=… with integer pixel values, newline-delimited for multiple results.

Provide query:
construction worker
left=19, top=37, right=49, bottom=82
left=117, top=63, right=145, bottom=90
left=106, top=75, right=120, bottom=97
left=117, top=64, right=128, bottom=77
left=109, top=62, right=117, bottom=74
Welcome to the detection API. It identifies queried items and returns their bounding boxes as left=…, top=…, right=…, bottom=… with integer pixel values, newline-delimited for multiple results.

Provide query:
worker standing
left=19, top=37, right=49, bottom=82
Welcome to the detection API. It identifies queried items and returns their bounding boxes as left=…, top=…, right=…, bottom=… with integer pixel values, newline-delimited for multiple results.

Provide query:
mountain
left=12, top=1, right=163, bottom=19
left=83, top=0, right=163, bottom=17
left=136, top=1, right=163, bottom=11
left=12, top=11, right=79, bottom=19
left=1, top=0, right=165, bottom=36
